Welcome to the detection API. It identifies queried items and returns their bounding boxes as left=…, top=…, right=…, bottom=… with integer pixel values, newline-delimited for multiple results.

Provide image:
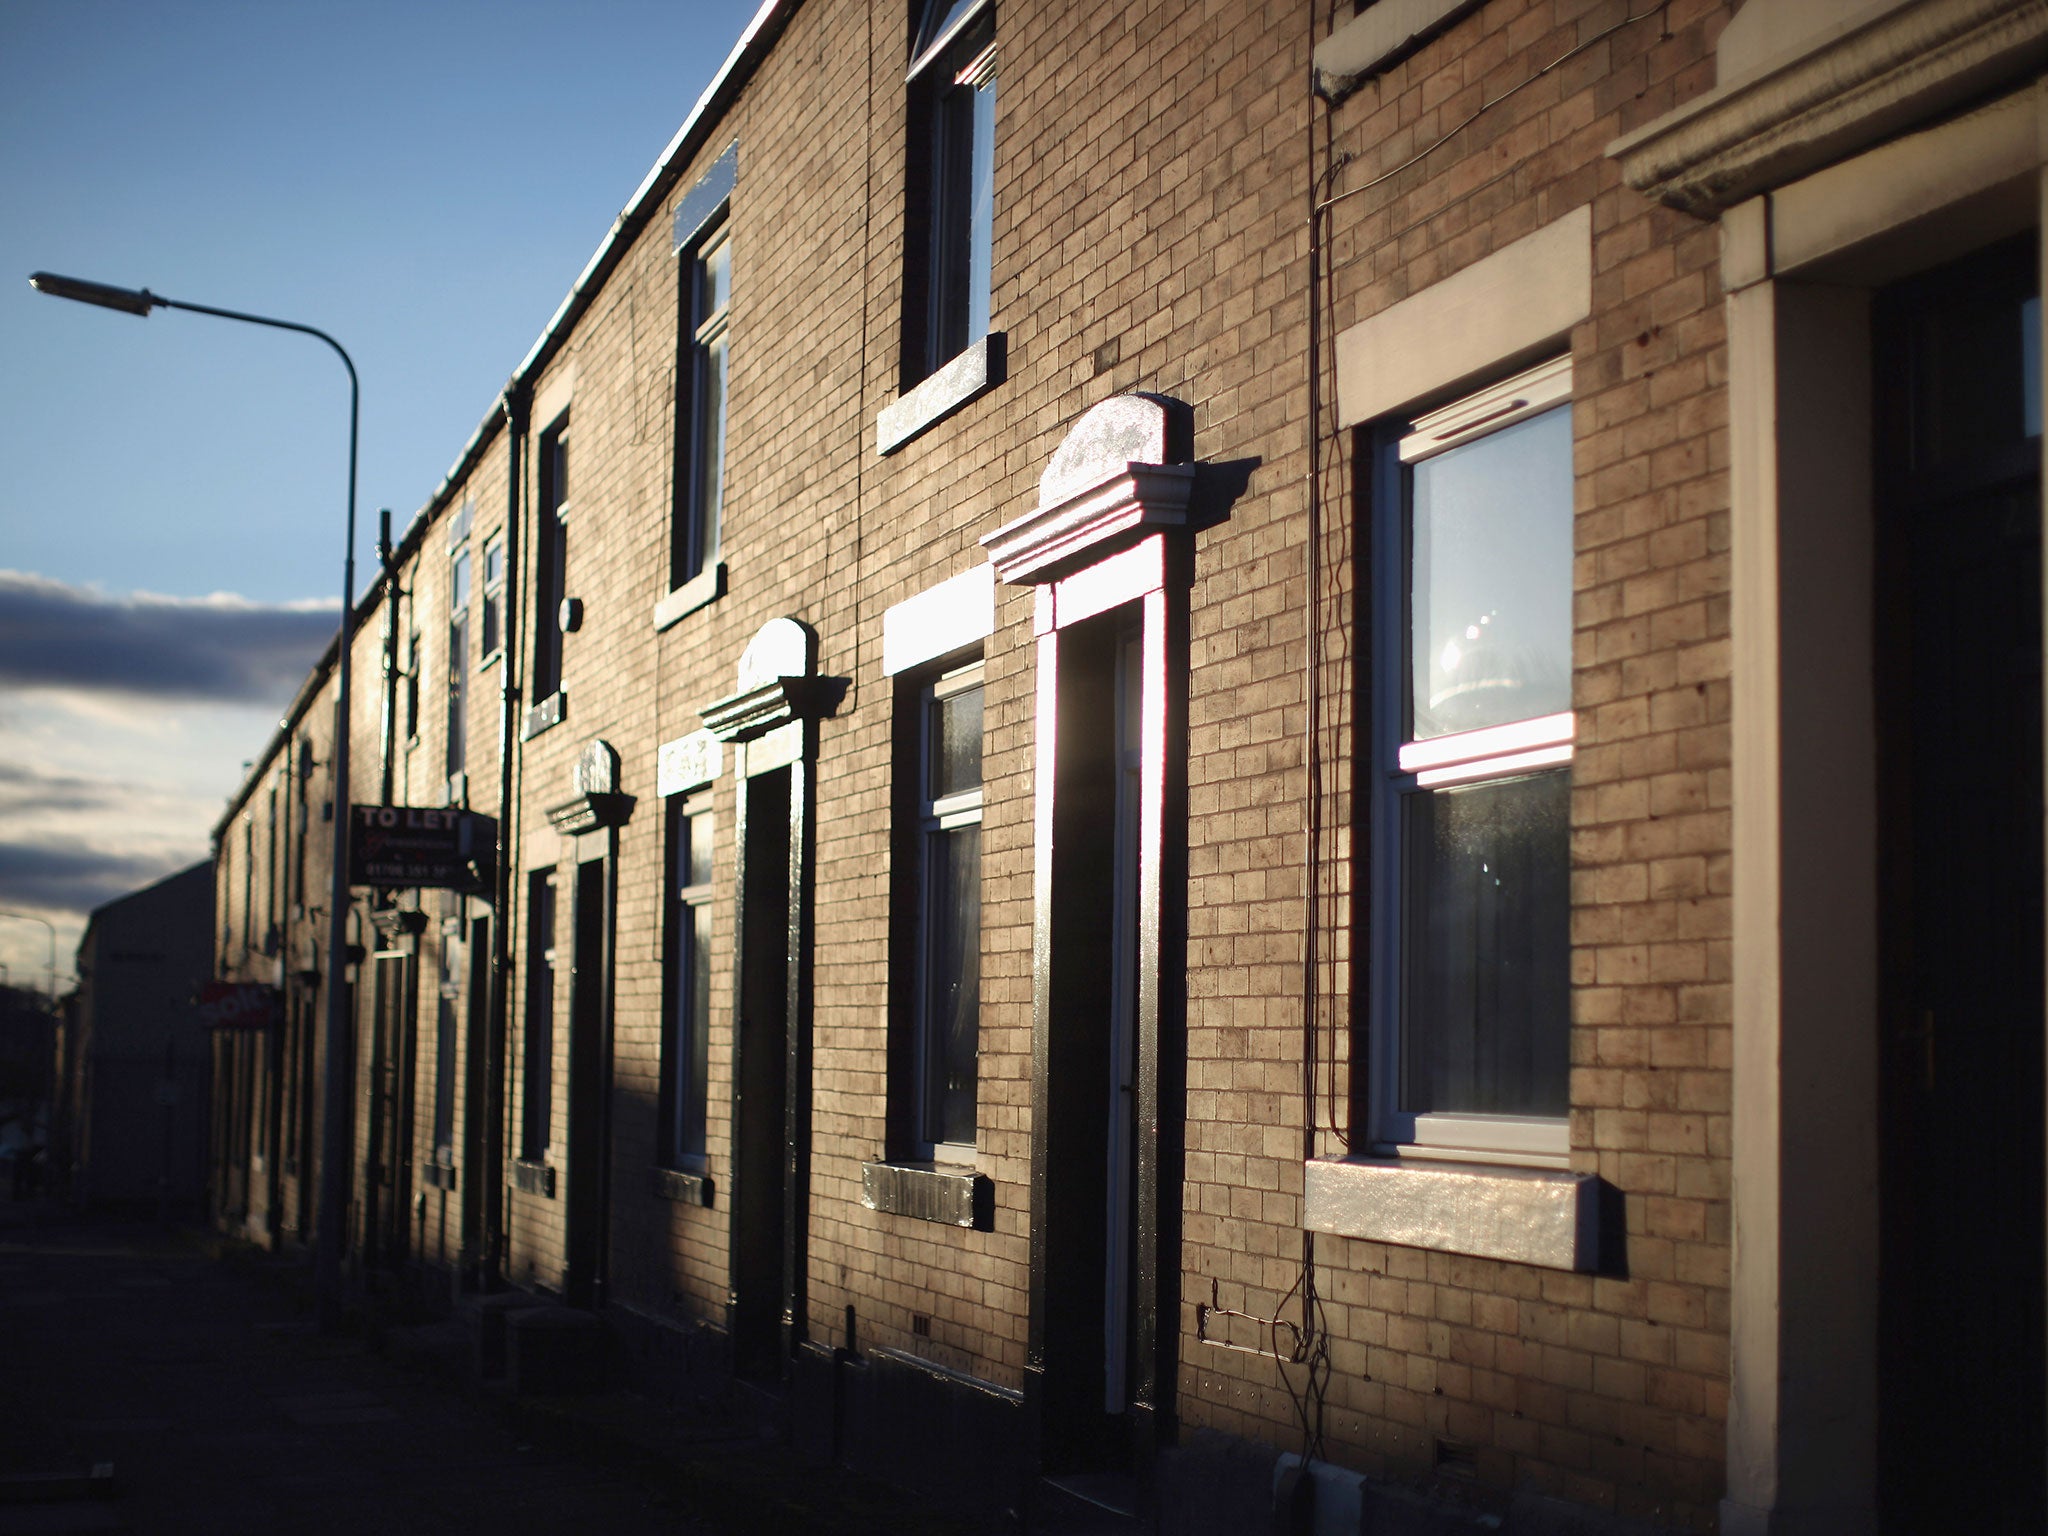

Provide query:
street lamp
left=0, top=909, right=57, bottom=1003
left=30, top=271, right=360, bottom=1331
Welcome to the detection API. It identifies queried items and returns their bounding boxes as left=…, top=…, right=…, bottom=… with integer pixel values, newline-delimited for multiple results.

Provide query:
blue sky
left=0, top=0, right=765, bottom=984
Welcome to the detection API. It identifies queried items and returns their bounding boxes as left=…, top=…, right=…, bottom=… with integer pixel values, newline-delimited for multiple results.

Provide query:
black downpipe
left=361, top=511, right=399, bottom=1273
left=483, top=387, right=528, bottom=1289
left=377, top=510, right=400, bottom=805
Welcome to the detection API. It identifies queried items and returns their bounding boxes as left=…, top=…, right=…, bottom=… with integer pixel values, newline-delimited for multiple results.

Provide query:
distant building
left=62, top=862, right=213, bottom=1210
left=0, top=983, right=56, bottom=1195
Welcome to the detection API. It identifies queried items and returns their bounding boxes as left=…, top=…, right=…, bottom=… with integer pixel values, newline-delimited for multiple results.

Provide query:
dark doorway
left=1876, top=235, right=2045, bottom=1532
left=731, top=764, right=792, bottom=1379
left=1039, top=609, right=1146, bottom=1471
left=367, top=951, right=415, bottom=1272
left=461, top=914, right=490, bottom=1284
left=564, top=858, right=610, bottom=1308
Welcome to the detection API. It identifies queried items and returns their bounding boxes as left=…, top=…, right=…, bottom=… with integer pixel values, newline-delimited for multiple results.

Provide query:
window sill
left=521, top=691, right=566, bottom=740
left=511, top=1158, right=556, bottom=1198
left=861, top=1159, right=991, bottom=1229
left=877, top=332, right=1005, bottom=455
left=1302, top=1155, right=1599, bottom=1271
left=650, top=1164, right=715, bottom=1207
left=652, top=562, right=726, bottom=632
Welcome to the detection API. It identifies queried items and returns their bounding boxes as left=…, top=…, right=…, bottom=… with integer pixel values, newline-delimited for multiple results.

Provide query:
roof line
left=213, top=0, right=794, bottom=841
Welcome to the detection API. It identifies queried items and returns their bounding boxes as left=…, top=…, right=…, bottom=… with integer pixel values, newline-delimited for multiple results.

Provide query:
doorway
left=564, top=858, right=611, bottom=1308
left=1034, top=590, right=1180, bottom=1475
left=366, top=950, right=415, bottom=1272
left=731, top=764, right=792, bottom=1378
left=460, top=914, right=490, bottom=1283
left=1875, top=236, right=2045, bottom=1530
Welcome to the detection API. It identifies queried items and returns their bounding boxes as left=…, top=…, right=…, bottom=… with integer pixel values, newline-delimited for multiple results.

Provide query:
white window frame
left=676, top=223, right=730, bottom=593
left=662, top=791, right=715, bottom=1170
left=480, top=531, right=505, bottom=665
left=907, top=0, right=996, bottom=383
left=447, top=541, right=471, bottom=777
left=1370, top=354, right=1575, bottom=1168
left=913, top=658, right=984, bottom=1160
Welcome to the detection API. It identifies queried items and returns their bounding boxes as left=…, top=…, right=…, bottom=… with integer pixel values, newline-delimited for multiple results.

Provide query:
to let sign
left=196, top=981, right=280, bottom=1030
left=349, top=805, right=494, bottom=890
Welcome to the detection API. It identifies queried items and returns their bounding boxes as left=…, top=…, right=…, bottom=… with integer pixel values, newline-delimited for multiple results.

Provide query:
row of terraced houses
left=202, top=0, right=2048, bottom=1529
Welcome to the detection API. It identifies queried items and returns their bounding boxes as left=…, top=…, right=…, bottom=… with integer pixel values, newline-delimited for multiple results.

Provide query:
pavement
left=0, top=1199, right=1004, bottom=1535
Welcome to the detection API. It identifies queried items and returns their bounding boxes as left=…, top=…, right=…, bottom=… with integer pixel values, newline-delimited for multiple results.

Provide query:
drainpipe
left=363, top=512, right=400, bottom=1272
left=378, top=510, right=401, bottom=805
left=482, top=385, right=528, bottom=1290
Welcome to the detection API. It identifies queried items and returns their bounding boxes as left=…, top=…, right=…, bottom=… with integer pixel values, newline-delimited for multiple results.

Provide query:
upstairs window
left=532, top=418, right=569, bottom=703
left=404, top=630, right=422, bottom=744
left=904, top=0, right=995, bottom=385
left=674, top=227, right=730, bottom=592
left=447, top=542, right=470, bottom=777
left=1367, top=356, right=1575, bottom=1165
left=480, top=532, right=504, bottom=661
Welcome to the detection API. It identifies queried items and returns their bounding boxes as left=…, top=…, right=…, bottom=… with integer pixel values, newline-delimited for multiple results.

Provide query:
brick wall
left=208, top=0, right=1745, bottom=1526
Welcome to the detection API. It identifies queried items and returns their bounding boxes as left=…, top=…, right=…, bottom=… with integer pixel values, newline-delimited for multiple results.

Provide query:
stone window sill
left=1302, top=1155, right=1599, bottom=1271
left=511, top=1158, right=556, bottom=1198
left=521, top=691, right=566, bottom=741
left=877, top=333, right=1005, bottom=455
left=861, top=1159, right=991, bottom=1229
left=652, top=562, right=726, bottom=632
left=650, top=1164, right=714, bottom=1207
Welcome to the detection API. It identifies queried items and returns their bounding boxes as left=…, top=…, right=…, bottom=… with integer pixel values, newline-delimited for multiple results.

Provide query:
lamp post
left=30, top=272, right=360, bottom=1330
left=0, top=910, right=57, bottom=1004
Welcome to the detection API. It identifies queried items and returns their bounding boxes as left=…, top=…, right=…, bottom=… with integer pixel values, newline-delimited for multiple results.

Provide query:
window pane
left=915, top=0, right=984, bottom=61
left=524, top=874, right=555, bottom=1158
left=699, top=238, right=731, bottom=323
left=688, top=901, right=712, bottom=1155
left=930, top=683, right=983, bottom=798
left=967, top=71, right=994, bottom=342
left=1400, top=770, right=1570, bottom=1118
left=1410, top=405, right=1573, bottom=739
left=481, top=537, right=503, bottom=656
left=922, top=822, right=980, bottom=1146
left=693, top=331, right=727, bottom=565
left=447, top=613, right=468, bottom=775
left=686, top=807, right=713, bottom=888
left=434, top=993, right=456, bottom=1150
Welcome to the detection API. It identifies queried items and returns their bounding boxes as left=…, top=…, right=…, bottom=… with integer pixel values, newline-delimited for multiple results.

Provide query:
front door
left=366, top=950, right=414, bottom=1272
left=731, top=764, right=792, bottom=1378
left=1041, top=608, right=1147, bottom=1470
left=564, top=858, right=610, bottom=1308
left=1876, top=235, right=2045, bottom=1531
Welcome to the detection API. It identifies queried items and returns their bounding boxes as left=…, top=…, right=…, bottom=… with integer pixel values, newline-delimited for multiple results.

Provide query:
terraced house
left=206, top=0, right=2048, bottom=1529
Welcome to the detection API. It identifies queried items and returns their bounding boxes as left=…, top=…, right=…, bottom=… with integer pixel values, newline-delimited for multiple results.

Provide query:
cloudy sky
left=1, top=0, right=763, bottom=987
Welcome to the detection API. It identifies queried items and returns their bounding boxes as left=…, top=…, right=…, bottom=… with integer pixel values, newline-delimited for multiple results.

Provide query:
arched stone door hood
left=546, top=737, right=635, bottom=834
left=699, top=616, right=828, bottom=741
left=980, top=393, right=1196, bottom=584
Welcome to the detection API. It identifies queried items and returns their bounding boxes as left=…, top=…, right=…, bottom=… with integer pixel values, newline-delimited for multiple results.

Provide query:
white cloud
left=0, top=575, right=329, bottom=985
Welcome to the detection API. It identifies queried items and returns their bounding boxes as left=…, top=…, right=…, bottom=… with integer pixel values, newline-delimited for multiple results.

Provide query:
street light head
left=29, top=271, right=159, bottom=317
